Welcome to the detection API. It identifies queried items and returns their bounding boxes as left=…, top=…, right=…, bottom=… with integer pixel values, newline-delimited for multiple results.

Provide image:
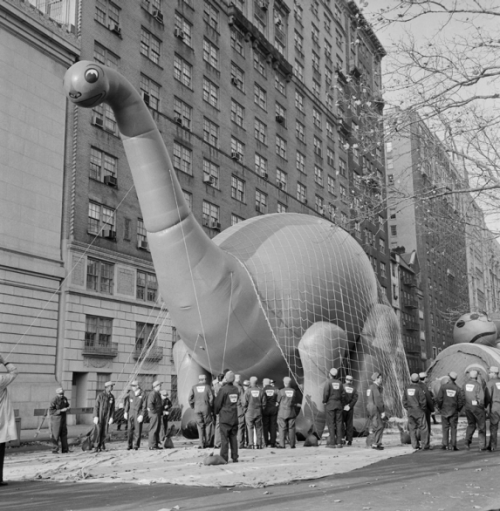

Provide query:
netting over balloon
left=215, top=213, right=409, bottom=426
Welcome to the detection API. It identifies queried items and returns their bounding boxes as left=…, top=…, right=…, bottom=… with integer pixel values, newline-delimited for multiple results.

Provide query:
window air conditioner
left=174, top=116, right=183, bottom=125
left=231, top=151, right=241, bottom=161
left=174, top=27, right=185, bottom=40
left=276, top=114, right=285, bottom=124
left=92, top=115, right=104, bottom=127
left=138, top=240, right=149, bottom=250
left=261, top=172, right=268, bottom=180
left=153, top=9, right=164, bottom=23
left=203, top=175, right=215, bottom=185
left=102, top=229, right=116, bottom=240
left=104, top=175, right=117, bottom=187
left=278, top=181, right=286, bottom=190
left=109, top=23, right=121, bottom=35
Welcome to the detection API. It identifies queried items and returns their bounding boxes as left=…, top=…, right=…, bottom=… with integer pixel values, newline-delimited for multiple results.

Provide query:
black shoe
left=480, top=447, right=488, bottom=451
left=232, top=459, right=238, bottom=463
left=62, top=450, right=73, bottom=454
left=452, top=446, right=459, bottom=451
left=134, top=447, right=139, bottom=450
left=372, top=444, right=384, bottom=451
left=291, top=446, right=296, bottom=449
left=127, top=446, right=132, bottom=450
left=0, top=482, right=9, bottom=487
left=441, top=445, right=448, bottom=450
left=52, top=449, right=59, bottom=454
left=347, top=441, right=352, bottom=446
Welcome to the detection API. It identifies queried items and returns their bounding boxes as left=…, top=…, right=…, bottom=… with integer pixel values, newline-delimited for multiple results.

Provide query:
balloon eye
left=456, top=320, right=465, bottom=328
left=470, top=313, right=479, bottom=320
left=85, top=69, right=99, bottom=83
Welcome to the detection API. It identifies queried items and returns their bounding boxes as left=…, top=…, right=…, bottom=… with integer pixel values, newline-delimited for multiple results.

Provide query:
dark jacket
left=343, top=382, right=358, bottom=407
left=437, top=381, right=464, bottom=417
left=263, top=385, right=279, bottom=415
left=188, top=382, right=214, bottom=414
left=94, top=391, right=115, bottom=422
left=277, top=387, right=301, bottom=419
left=124, top=389, right=147, bottom=417
left=214, top=382, right=240, bottom=425
left=402, top=383, right=427, bottom=417
left=243, top=386, right=266, bottom=417
left=147, top=390, right=163, bottom=415
left=322, top=378, right=346, bottom=410
left=418, top=381, right=435, bottom=413
left=49, top=395, right=70, bottom=417
left=366, top=383, right=384, bottom=416
left=161, top=396, right=173, bottom=414
left=485, top=377, right=500, bottom=412
left=463, top=378, right=485, bottom=410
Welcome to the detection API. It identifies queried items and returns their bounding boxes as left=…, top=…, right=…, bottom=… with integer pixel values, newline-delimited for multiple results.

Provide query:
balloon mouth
left=72, top=92, right=106, bottom=107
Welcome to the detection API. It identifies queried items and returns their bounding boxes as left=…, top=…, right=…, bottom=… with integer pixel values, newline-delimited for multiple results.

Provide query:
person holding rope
left=49, top=387, right=70, bottom=454
left=0, top=355, right=18, bottom=486
left=93, top=381, right=116, bottom=452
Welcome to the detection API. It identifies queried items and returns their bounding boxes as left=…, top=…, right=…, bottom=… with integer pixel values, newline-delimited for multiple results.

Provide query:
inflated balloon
left=64, top=62, right=408, bottom=438
left=453, top=312, right=497, bottom=346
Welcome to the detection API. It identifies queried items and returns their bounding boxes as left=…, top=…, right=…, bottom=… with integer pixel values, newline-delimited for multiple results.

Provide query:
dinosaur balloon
left=64, top=62, right=407, bottom=437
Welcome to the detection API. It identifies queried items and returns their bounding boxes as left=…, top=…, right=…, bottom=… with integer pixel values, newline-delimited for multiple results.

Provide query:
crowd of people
left=403, top=366, right=500, bottom=453
left=2, top=354, right=500, bottom=483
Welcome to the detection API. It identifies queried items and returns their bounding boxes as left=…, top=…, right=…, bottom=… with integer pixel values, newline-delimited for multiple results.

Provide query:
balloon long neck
left=104, top=68, right=190, bottom=233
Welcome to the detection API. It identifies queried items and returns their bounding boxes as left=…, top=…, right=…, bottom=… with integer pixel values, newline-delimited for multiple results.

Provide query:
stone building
left=2, top=0, right=389, bottom=424
left=0, top=0, right=79, bottom=426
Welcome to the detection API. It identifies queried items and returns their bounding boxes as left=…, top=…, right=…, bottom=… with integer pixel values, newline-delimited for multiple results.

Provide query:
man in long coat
left=49, top=387, right=70, bottom=454
left=93, top=381, right=116, bottom=452
left=366, top=372, right=386, bottom=450
left=147, top=380, right=163, bottom=449
left=188, top=374, right=214, bottom=448
left=214, top=371, right=240, bottom=463
left=124, top=380, right=147, bottom=450
left=0, top=354, right=18, bottom=486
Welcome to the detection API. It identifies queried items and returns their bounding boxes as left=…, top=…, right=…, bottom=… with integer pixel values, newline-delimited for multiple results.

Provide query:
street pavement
left=2, top=439, right=499, bottom=511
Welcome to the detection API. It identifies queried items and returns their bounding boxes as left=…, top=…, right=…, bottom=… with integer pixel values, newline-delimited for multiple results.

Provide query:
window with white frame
left=173, top=97, right=192, bottom=130
left=295, top=90, right=304, bottom=112
left=90, top=147, right=117, bottom=182
left=314, top=165, right=323, bottom=186
left=327, top=147, right=335, bottom=167
left=174, top=13, right=193, bottom=47
left=313, top=107, right=322, bottom=129
left=203, top=159, right=219, bottom=187
left=136, top=271, right=158, bottom=302
left=231, top=175, right=245, bottom=202
left=173, top=142, right=192, bottom=175
left=294, top=60, right=304, bottom=82
left=202, top=77, right=219, bottom=108
left=202, top=200, right=220, bottom=224
left=95, top=0, right=120, bottom=28
left=231, top=214, right=244, bottom=225
left=92, top=103, right=117, bottom=134
left=230, top=26, right=244, bottom=56
left=231, top=99, right=245, bottom=127
left=254, top=83, right=267, bottom=110
left=315, top=195, right=324, bottom=213
left=381, top=263, right=387, bottom=279
left=140, top=28, right=161, bottom=64
left=294, top=2, right=303, bottom=21
left=327, top=175, right=335, bottom=194
left=275, top=73, right=286, bottom=95
left=276, top=169, right=287, bottom=190
left=87, top=258, right=114, bottom=294
left=277, top=202, right=287, bottom=213
left=275, top=39, right=285, bottom=56
left=94, top=42, right=118, bottom=69
left=135, top=322, right=158, bottom=351
left=254, top=118, right=268, bottom=144
left=203, top=118, right=219, bottom=147
left=312, top=79, right=321, bottom=98
left=312, top=24, right=319, bottom=45
left=294, top=30, right=303, bottom=53
left=326, top=120, right=334, bottom=140
left=312, top=51, right=320, bottom=72
left=88, top=202, right=115, bottom=235
left=253, top=49, right=267, bottom=77
left=85, top=316, right=112, bottom=351
left=203, top=0, right=219, bottom=31
left=203, top=38, right=219, bottom=69
left=253, top=0, right=267, bottom=32
left=340, top=184, right=347, bottom=198
left=231, top=137, right=244, bottom=158
left=174, top=54, right=192, bottom=88
left=275, top=103, right=286, bottom=125
left=296, top=120, right=305, bottom=142
left=255, top=189, right=267, bottom=212
left=297, top=182, right=307, bottom=203
left=313, top=136, right=322, bottom=157
left=276, top=135, right=287, bottom=159
left=339, top=159, right=347, bottom=177
left=296, top=151, right=305, bottom=173
left=231, top=63, right=245, bottom=91
left=255, top=153, right=268, bottom=177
